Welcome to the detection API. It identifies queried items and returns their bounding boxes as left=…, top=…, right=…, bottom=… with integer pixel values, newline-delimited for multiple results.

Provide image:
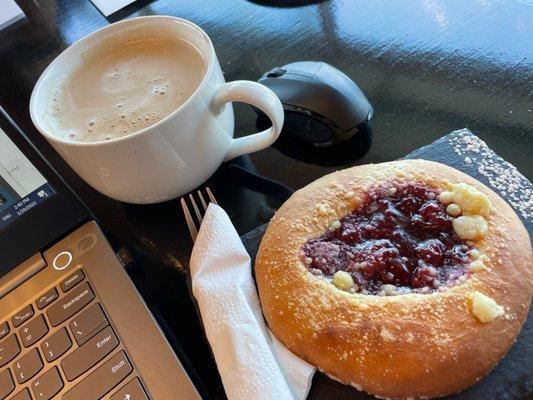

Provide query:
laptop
left=0, top=108, right=201, bottom=400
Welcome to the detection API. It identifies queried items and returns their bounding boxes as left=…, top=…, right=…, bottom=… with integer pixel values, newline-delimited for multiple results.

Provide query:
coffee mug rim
left=29, top=15, right=215, bottom=148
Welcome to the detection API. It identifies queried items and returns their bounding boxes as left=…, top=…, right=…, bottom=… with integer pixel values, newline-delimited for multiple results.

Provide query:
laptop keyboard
left=0, top=269, right=149, bottom=400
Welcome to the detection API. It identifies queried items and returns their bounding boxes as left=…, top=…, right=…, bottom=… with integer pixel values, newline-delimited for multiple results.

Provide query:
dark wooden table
left=1, top=0, right=531, bottom=398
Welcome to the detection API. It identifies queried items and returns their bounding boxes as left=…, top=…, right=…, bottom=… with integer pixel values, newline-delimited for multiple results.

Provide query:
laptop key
left=19, top=314, right=48, bottom=348
left=0, top=334, right=20, bottom=368
left=110, top=377, right=149, bottom=400
left=13, top=348, right=43, bottom=384
left=62, top=351, right=132, bottom=400
left=9, top=388, right=31, bottom=400
left=0, top=368, right=15, bottom=399
left=0, top=322, right=9, bottom=341
left=41, top=328, right=72, bottom=363
left=36, top=288, right=59, bottom=310
left=60, top=269, right=85, bottom=292
left=69, top=303, right=108, bottom=345
left=47, top=282, right=95, bottom=327
left=12, top=305, right=34, bottom=328
left=31, top=367, right=64, bottom=400
left=61, top=326, right=119, bottom=381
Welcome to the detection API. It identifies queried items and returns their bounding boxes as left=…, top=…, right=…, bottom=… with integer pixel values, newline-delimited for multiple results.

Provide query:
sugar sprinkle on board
left=447, top=129, right=532, bottom=222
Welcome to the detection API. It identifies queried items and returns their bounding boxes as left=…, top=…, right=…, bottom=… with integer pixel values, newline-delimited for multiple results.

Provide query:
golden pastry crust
left=255, top=160, right=532, bottom=399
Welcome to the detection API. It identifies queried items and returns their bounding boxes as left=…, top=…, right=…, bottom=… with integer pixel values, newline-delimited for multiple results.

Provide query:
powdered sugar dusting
left=448, top=129, right=532, bottom=222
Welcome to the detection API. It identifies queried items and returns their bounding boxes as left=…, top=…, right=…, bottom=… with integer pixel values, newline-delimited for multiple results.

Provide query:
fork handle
left=211, top=80, right=284, bottom=161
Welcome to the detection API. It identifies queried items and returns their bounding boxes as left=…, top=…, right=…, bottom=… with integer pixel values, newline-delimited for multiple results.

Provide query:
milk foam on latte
left=44, top=36, right=206, bottom=142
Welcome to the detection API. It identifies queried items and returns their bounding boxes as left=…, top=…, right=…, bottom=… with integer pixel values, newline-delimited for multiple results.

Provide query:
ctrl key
left=63, top=351, right=133, bottom=400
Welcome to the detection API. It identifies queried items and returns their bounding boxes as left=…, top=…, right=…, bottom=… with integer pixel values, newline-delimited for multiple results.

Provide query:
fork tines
left=180, top=187, right=217, bottom=242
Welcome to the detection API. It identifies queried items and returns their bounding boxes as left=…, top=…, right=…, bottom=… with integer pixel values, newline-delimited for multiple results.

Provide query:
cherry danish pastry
left=255, top=160, right=532, bottom=399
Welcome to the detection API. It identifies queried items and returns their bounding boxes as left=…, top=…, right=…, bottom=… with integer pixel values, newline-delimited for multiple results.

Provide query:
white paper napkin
left=190, top=204, right=315, bottom=400
left=89, top=0, right=136, bottom=16
left=0, top=0, right=24, bottom=31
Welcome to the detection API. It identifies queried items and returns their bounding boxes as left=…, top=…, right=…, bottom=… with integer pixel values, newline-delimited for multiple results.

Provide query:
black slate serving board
left=241, top=129, right=533, bottom=400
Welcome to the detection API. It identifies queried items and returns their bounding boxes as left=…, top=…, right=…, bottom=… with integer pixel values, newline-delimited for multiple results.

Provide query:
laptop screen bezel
left=0, top=108, right=90, bottom=276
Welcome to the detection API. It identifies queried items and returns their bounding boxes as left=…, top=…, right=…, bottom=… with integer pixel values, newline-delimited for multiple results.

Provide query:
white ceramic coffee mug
left=30, top=16, right=283, bottom=203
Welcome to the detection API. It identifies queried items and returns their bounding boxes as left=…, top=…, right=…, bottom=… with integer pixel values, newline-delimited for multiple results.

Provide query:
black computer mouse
left=257, top=61, right=373, bottom=148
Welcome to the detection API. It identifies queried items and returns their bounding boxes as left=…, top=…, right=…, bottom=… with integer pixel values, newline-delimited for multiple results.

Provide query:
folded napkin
left=0, top=0, right=24, bottom=31
left=190, top=204, right=316, bottom=400
left=89, top=0, right=136, bottom=16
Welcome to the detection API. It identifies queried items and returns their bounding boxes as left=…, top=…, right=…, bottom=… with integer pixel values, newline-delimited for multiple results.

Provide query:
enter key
left=60, top=325, right=118, bottom=381
left=69, top=303, right=108, bottom=345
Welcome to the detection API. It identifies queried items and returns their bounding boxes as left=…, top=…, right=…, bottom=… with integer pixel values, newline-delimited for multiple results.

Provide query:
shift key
left=61, top=326, right=118, bottom=381
left=46, top=282, right=94, bottom=326
left=63, top=351, right=132, bottom=400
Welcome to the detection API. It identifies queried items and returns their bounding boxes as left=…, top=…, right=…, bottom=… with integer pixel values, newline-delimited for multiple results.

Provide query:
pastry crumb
left=438, top=191, right=453, bottom=204
left=332, top=270, right=354, bottom=291
left=448, top=183, right=491, bottom=216
left=471, top=292, right=504, bottom=323
left=452, top=215, right=488, bottom=240
left=380, top=328, right=395, bottom=342
left=446, top=203, right=462, bottom=217
left=469, top=260, right=487, bottom=272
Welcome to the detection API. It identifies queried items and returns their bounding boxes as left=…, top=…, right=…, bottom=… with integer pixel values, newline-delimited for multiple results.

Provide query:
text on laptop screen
left=0, top=128, right=56, bottom=232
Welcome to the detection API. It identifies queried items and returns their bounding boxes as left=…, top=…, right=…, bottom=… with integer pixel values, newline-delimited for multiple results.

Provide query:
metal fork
left=180, top=187, right=218, bottom=242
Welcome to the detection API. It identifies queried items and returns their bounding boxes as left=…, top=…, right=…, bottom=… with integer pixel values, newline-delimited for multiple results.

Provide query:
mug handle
left=211, top=80, right=284, bottom=161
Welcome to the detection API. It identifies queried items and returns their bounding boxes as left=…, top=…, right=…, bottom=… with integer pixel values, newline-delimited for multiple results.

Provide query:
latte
left=45, top=35, right=206, bottom=142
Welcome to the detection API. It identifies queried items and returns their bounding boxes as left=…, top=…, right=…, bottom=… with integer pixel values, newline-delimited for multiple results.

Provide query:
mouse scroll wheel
left=266, top=68, right=286, bottom=78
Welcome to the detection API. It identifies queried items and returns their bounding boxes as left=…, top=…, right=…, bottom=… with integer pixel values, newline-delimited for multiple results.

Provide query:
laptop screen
left=0, top=127, right=57, bottom=232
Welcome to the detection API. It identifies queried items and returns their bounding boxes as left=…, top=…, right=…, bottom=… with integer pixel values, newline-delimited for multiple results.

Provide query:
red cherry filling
left=302, top=183, right=472, bottom=294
